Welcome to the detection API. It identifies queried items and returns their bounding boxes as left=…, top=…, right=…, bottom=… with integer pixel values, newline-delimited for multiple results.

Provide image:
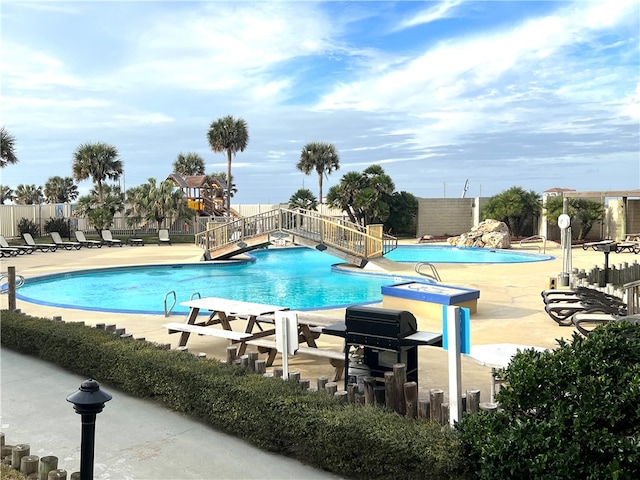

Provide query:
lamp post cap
left=67, top=379, right=112, bottom=412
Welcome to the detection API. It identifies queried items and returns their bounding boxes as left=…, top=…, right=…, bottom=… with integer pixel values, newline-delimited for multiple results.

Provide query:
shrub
left=0, top=311, right=469, bottom=480
left=456, top=321, right=640, bottom=480
left=44, top=217, right=71, bottom=237
left=17, top=218, right=40, bottom=238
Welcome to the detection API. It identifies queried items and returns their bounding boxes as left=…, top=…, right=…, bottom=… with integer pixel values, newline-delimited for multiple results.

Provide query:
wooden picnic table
left=163, top=297, right=289, bottom=355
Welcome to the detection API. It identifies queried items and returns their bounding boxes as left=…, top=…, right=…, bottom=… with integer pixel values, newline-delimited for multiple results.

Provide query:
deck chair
left=572, top=312, right=640, bottom=336
left=100, top=230, right=123, bottom=247
left=0, top=234, right=34, bottom=254
left=615, top=242, right=640, bottom=254
left=0, top=246, right=20, bottom=257
left=545, top=297, right=627, bottom=326
left=50, top=231, right=82, bottom=250
left=75, top=231, right=102, bottom=248
left=158, top=229, right=172, bottom=245
left=582, top=240, right=614, bottom=251
left=23, top=233, right=58, bottom=252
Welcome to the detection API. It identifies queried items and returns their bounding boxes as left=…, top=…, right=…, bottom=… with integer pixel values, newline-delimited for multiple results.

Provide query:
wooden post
left=105, top=324, right=116, bottom=333
left=197, top=352, right=207, bottom=359
left=404, top=382, right=418, bottom=418
left=39, top=456, right=58, bottom=480
left=317, top=376, right=328, bottom=391
left=479, top=402, right=498, bottom=413
left=363, top=376, right=376, bottom=406
left=70, top=473, right=81, bottom=480
left=255, top=359, right=266, bottom=375
left=289, top=371, right=300, bottom=383
left=176, top=346, right=189, bottom=353
left=334, top=390, right=348, bottom=404
left=384, top=371, right=395, bottom=410
left=466, top=389, right=480, bottom=414
left=52, top=316, right=63, bottom=323
left=226, top=346, right=237, bottom=364
left=120, top=333, right=133, bottom=340
left=95, top=324, right=105, bottom=330
left=393, top=363, right=407, bottom=415
left=20, top=455, right=39, bottom=475
left=325, top=382, right=338, bottom=395
left=347, top=383, right=358, bottom=403
left=239, top=354, right=249, bottom=368
left=7, top=266, right=16, bottom=311
left=11, top=444, right=29, bottom=469
left=430, top=389, right=444, bottom=424
left=442, top=403, right=450, bottom=425
left=299, top=379, right=310, bottom=390
left=247, top=351, right=258, bottom=372
left=273, top=367, right=283, bottom=378
left=47, top=469, right=67, bottom=479
left=115, top=328, right=126, bottom=336
left=373, top=386, right=386, bottom=406
left=418, top=399, right=430, bottom=419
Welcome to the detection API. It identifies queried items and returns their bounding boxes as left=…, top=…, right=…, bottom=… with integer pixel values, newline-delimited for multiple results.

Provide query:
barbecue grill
left=323, top=305, right=443, bottom=389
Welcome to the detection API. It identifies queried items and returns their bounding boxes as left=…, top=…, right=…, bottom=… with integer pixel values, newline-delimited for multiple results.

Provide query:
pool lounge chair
left=572, top=312, right=640, bottom=336
left=615, top=241, right=640, bottom=254
left=158, top=229, right=171, bottom=245
left=75, top=231, right=102, bottom=248
left=50, top=231, right=82, bottom=250
left=23, top=233, right=58, bottom=252
left=0, top=247, right=20, bottom=257
left=0, top=235, right=34, bottom=254
left=101, top=230, right=123, bottom=247
left=582, top=240, right=614, bottom=251
left=545, top=297, right=627, bottom=326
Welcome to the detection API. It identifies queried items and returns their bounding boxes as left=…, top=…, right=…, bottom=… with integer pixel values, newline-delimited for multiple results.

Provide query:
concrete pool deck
left=3, top=240, right=636, bottom=478
left=1, top=240, right=633, bottom=399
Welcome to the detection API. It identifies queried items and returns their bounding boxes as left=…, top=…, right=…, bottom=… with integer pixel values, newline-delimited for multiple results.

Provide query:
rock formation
left=447, top=219, right=511, bottom=248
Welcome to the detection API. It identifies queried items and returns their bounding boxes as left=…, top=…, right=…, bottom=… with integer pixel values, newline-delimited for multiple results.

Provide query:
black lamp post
left=66, top=379, right=112, bottom=480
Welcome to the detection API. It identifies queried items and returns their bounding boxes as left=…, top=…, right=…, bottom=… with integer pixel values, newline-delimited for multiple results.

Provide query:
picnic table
left=163, top=297, right=288, bottom=355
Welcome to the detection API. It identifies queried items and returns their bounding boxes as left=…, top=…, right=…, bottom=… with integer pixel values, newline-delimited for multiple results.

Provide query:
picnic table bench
left=163, top=297, right=288, bottom=354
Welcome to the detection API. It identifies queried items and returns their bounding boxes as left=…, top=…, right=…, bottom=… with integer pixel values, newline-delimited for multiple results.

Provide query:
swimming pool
left=15, top=248, right=418, bottom=315
left=386, top=245, right=554, bottom=263
left=12, top=245, right=552, bottom=315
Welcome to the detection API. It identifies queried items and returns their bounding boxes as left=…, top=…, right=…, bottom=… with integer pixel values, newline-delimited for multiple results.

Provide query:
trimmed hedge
left=456, top=321, right=640, bottom=480
left=0, top=311, right=469, bottom=480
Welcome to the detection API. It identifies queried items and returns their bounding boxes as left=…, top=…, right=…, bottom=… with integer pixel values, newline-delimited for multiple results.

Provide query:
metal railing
left=414, top=262, right=442, bottom=282
left=518, top=235, right=547, bottom=254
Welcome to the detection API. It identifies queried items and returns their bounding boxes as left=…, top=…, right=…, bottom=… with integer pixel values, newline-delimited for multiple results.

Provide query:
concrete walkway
left=1, top=239, right=634, bottom=477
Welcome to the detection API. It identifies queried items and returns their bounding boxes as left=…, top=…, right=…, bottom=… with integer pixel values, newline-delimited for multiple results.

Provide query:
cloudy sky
left=2, top=0, right=639, bottom=204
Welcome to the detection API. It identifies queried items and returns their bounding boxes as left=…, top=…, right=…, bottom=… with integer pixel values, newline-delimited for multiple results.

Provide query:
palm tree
left=74, top=184, right=125, bottom=231
left=481, top=186, right=541, bottom=237
left=44, top=176, right=79, bottom=203
left=72, top=142, right=123, bottom=204
left=129, top=178, right=194, bottom=230
left=14, top=184, right=43, bottom=205
left=326, top=171, right=367, bottom=224
left=288, top=188, right=318, bottom=211
left=0, top=185, right=14, bottom=204
left=210, top=171, right=237, bottom=199
left=0, top=127, right=18, bottom=168
left=207, top=115, right=249, bottom=213
left=296, top=142, right=340, bottom=204
left=173, top=152, right=206, bottom=176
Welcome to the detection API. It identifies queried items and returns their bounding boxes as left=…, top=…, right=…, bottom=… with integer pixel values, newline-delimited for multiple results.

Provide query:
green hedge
left=456, top=321, right=640, bottom=480
left=0, top=311, right=469, bottom=480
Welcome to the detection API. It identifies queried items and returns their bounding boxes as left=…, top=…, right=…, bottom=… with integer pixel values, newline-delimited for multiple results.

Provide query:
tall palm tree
left=296, top=142, right=340, bottom=205
left=129, top=178, right=194, bottom=230
left=44, top=176, right=79, bottom=203
left=74, top=184, right=125, bottom=231
left=0, top=185, right=14, bottom=204
left=207, top=115, right=249, bottom=213
left=14, top=184, right=43, bottom=205
left=0, top=127, right=18, bottom=168
left=173, top=152, right=206, bottom=176
left=72, top=142, right=123, bottom=204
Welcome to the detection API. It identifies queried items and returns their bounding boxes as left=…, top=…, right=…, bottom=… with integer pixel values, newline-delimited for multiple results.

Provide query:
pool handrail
left=164, top=291, right=177, bottom=317
left=414, top=262, right=442, bottom=282
left=519, top=235, right=547, bottom=254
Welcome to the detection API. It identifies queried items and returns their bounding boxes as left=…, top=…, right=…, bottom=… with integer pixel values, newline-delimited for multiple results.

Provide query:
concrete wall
left=415, top=197, right=487, bottom=237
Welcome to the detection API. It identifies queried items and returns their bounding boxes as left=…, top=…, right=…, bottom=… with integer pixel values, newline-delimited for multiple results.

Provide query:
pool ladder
left=518, top=235, right=547, bottom=254
left=164, top=291, right=201, bottom=317
left=414, top=263, right=441, bottom=282
left=0, top=273, right=25, bottom=293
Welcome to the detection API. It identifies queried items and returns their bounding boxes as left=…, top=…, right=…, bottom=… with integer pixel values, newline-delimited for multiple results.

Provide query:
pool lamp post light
left=67, top=379, right=112, bottom=480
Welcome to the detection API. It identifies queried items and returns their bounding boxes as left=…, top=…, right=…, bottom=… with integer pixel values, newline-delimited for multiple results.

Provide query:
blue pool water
left=13, top=245, right=552, bottom=315
left=387, top=245, right=554, bottom=263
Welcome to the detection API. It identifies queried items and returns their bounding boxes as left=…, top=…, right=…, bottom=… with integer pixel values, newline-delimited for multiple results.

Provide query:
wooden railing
left=195, top=208, right=398, bottom=261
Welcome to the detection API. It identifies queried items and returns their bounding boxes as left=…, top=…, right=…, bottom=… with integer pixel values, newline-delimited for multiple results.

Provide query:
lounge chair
left=615, top=242, right=640, bottom=254
left=582, top=240, right=614, bottom=251
left=572, top=312, right=640, bottom=336
left=50, top=231, right=82, bottom=250
left=158, top=229, right=171, bottom=245
left=23, top=233, right=58, bottom=252
left=0, top=247, right=20, bottom=257
left=100, top=230, right=123, bottom=247
left=75, top=231, right=103, bottom=248
left=0, top=235, right=34, bottom=254
left=545, top=297, right=627, bottom=326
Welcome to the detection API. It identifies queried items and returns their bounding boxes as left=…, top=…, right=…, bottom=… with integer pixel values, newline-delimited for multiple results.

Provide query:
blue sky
left=2, top=0, right=639, bottom=204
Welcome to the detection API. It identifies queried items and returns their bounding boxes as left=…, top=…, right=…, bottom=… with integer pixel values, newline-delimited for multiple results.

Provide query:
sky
left=1, top=0, right=639, bottom=205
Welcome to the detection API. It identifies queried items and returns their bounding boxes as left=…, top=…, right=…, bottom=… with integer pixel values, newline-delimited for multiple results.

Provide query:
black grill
left=345, top=305, right=417, bottom=349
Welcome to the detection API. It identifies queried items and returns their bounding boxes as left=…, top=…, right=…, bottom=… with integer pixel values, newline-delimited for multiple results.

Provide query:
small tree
left=288, top=188, right=318, bottom=211
left=545, top=196, right=605, bottom=240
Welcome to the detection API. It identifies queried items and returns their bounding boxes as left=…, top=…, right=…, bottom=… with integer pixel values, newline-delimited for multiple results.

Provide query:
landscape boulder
left=447, top=219, right=511, bottom=248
